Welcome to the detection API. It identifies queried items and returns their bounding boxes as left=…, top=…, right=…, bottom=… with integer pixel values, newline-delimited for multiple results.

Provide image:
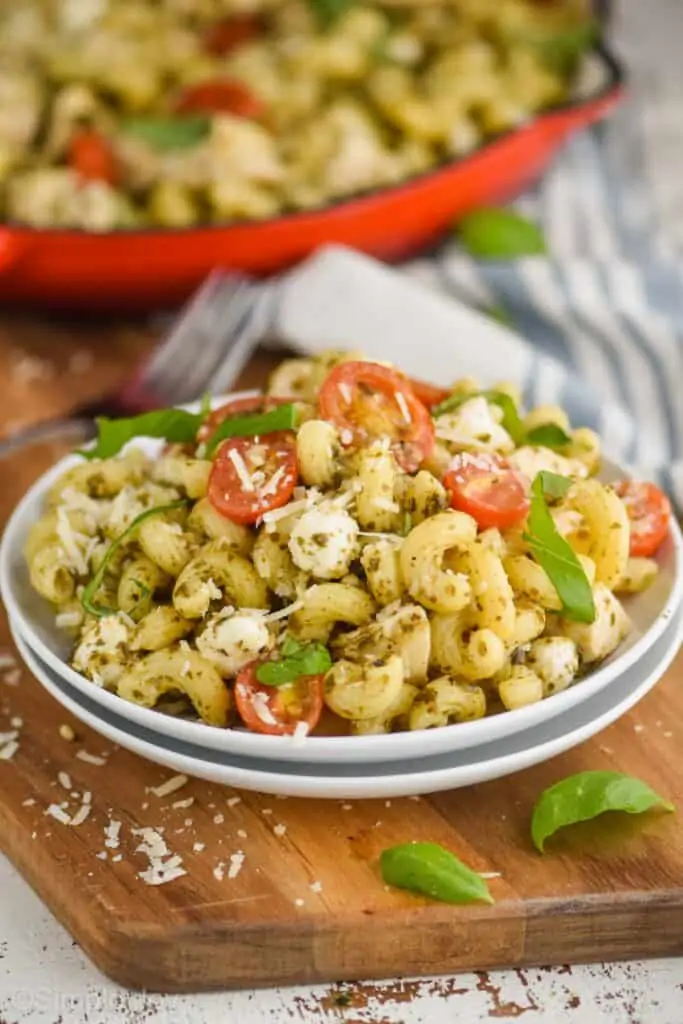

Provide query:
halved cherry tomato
left=208, top=431, right=297, bottom=524
left=405, top=377, right=450, bottom=409
left=614, top=480, right=671, bottom=557
left=68, top=129, right=118, bottom=185
left=203, top=15, right=262, bottom=55
left=444, top=452, right=530, bottom=530
left=175, top=79, right=264, bottom=119
left=197, top=395, right=290, bottom=444
left=319, top=361, right=435, bottom=473
left=234, top=661, right=324, bottom=736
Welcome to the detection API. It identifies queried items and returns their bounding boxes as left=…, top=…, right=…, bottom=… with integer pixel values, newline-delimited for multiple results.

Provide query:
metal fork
left=0, top=271, right=281, bottom=458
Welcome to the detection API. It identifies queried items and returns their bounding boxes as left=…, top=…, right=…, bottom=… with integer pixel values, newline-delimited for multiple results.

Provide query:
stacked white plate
left=2, top=444, right=682, bottom=800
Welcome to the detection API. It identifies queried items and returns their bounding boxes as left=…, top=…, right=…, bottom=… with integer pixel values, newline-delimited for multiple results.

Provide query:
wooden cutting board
left=0, top=318, right=681, bottom=993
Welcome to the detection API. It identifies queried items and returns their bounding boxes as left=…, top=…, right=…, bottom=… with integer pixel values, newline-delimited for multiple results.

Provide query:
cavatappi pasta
left=1, top=0, right=592, bottom=230
left=25, top=350, right=671, bottom=739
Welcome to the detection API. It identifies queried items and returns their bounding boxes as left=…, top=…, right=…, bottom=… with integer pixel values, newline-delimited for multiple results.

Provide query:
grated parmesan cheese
left=172, top=797, right=194, bottom=810
left=338, top=382, right=352, bottom=404
left=45, top=804, right=71, bottom=825
left=0, top=741, right=19, bottom=761
left=213, top=862, right=226, bottom=881
left=228, top=851, right=245, bottom=879
left=150, top=774, right=188, bottom=798
left=309, top=881, right=323, bottom=893
left=273, top=824, right=287, bottom=837
left=58, top=771, right=72, bottom=790
left=291, top=721, right=310, bottom=745
left=479, top=872, right=502, bottom=879
left=258, top=466, right=286, bottom=499
left=263, top=600, right=303, bottom=623
left=213, top=813, right=225, bottom=825
left=226, top=796, right=241, bottom=808
left=262, top=499, right=309, bottom=526
left=192, top=842, right=205, bottom=853
left=75, top=750, right=107, bottom=766
left=0, top=654, right=17, bottom=670
left=104, top=820, right=122, bottom=849
left=251, top=691, right=278, bottom=727
left=56, top=507, right=89, bottom=576
left=70, top=801, right=92, bottom=827
left=55, top=610, right=84, bottom=629
left=395, top=391, right=412, bottom=424
left=228, top=449, right=254, bottom=491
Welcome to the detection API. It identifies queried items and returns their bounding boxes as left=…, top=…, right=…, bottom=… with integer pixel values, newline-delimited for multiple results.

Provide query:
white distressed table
left=2, top=3, right=683, bottom=1021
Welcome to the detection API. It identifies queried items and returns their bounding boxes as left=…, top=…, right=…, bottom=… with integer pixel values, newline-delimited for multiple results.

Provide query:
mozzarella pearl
left=196, top=613, right=271, bottom=677
left=288, top=507, right=359, bottom=579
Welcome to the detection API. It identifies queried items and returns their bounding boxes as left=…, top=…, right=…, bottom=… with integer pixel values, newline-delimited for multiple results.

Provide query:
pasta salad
left=25, top=351, right=672, bottom=738
left=0, top=0, right=594, bottom=229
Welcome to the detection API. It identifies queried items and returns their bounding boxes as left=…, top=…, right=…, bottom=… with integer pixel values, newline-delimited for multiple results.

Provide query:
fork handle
left=0, top=416, right=97, bottom=461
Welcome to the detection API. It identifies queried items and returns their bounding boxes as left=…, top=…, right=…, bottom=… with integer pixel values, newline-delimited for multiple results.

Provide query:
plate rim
left=9, top=607, right=681, bottom=799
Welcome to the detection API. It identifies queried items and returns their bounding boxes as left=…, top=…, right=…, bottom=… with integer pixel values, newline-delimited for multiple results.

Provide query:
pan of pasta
left=0, top=1, right=623, bottom=309
left=2, top=351, right=681, bottom=765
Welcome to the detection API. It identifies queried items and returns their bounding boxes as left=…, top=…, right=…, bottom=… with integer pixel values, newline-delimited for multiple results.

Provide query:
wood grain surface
left=0, top=318, right=681, bottom=993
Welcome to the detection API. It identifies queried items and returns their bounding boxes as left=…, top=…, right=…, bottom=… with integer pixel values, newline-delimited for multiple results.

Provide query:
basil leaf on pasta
left=204, top=404, right=297, bottom=458
left=523, top=472, right=595, bottom=623
left=80, top=500, right=190, bottom=618
left=255, top=637, right=332, bottom=686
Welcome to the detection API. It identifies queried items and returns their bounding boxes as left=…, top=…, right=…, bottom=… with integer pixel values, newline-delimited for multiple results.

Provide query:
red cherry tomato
left=197, top=395, right=290, bottom=444
left=234, top=661, right=324, bottom=736
left=614, top=480, right=671, bottom=557
left=68, top=130, right=118, bottom=185
left=319, top=361, right=435, bottom=473
left=203, top=15, right=262, bottom=55
left=444, top=452, right=530, bottom=530
left=405, top=377, right=450, bottom=409
left=208, top=432, right=297, bottom=525
left=175, top=79, right=264, bottom=119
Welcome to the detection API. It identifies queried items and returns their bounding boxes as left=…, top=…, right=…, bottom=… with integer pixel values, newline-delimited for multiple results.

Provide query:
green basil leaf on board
left=204, top=403, right=298, bottom=458
left=80, top=500, right=190, bottom=618
left=526, top=423, right=573, bottom=449
left=523, top=471, right=595, bottom=623
left=532, top=771, right=675, bottom=852
left=79, top=408, right=206, bottom=461
left=458, top=208, right=547, bottom=260
left=380, top=842, right=494, bottom=905
left=255, top=637, right=332, bottom=687
left=122, top=116, right=211, bottom=151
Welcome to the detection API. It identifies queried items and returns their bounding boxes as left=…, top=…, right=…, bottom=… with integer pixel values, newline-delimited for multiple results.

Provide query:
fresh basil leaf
left=526, top=423, right=572, bottom=449
left=536, top=469, right=572, bottom=501
left=306, top=0, right=356, bottom=28
left=458, top=208, right=547, bottom=260
left=523, top=472, right=594, bottom=623
left=432, top=389, right=525, bottom=444
left=519, top=20, right=600, bottom=74
left=79, top=408, right=205, bottom=461
left=532, top=771, right=674, bottom=852
left=204, top=403, right=297, bottom=458
left=255, top=640, right=332, bottom=687
left=380, top=842, right=494, bottom=905
left=123, top=115, right=211, bottom=152
left=80, top=500, right=190, bottom=618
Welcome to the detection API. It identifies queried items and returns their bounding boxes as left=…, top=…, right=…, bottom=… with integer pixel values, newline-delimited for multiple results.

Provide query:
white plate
left=9, top=610, right=682, bottom=799
left=3, top=410, right=682, bottom=765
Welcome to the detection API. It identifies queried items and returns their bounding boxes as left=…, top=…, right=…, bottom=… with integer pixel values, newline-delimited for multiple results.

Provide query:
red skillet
left=0, top=45, right=624, bottom=312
